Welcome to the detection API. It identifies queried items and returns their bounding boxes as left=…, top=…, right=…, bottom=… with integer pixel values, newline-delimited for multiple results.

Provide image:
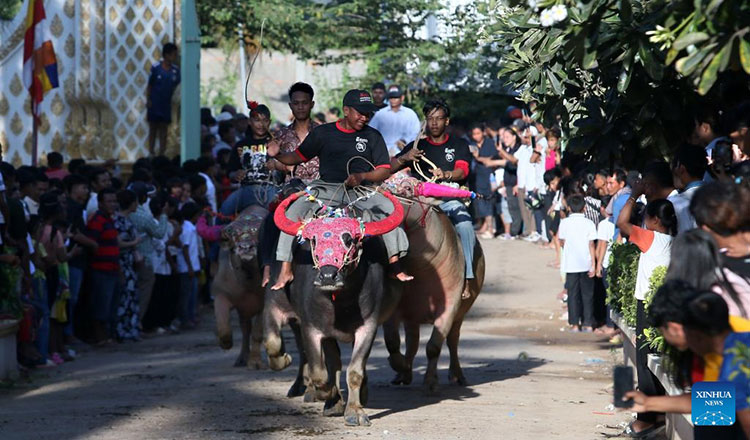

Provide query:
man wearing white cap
left=369, top=85, right=421, bottom=157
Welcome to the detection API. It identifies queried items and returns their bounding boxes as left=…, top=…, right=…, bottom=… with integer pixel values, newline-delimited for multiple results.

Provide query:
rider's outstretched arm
left=271, top=151, right=306, bottom=166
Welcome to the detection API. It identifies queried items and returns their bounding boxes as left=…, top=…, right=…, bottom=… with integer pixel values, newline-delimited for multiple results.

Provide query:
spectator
left=369, top=85, right=421, bottom=156
left=666, top=229, right=750, bottom=318
left=690, top=181, right=750, bottom=277
left=127, top=181, right=168, bottom=326
left=515, top=123, right=537, bottom=238
left=44, top=152, right=69, bottom=181
left=690, top=103, right=728, bottom=160
left=641, top=161, right=677, bottom=203
left=173, top=202, right=201, bottom=330
left=726, top=101, right=750, bottom=157
left=470, top=124, right=499, bottom=238
left=86, top=188, right=121, bottom=345
left=63, top=174, right=98, bottom=343
left=147, top=42, right=181, bottom=156
left=114, top=190, right=141, bottom=341
left=142, top=196, right=180, bottom=333
left=18, top=169, right=41, bottom=217
left=86, top=168, right=112, bottom=221
left=212, top=121, right=235, bottom=158
left=682, top=292, right=750, bottom=438
left=616, top=180, right=677, bottom=436
left=39, top=192, right=80, bottom=363
left=371, top=82, right=387, bottom=109
left=544, top=128, right=562, bottom=171
left=196, top=157, right=218, bottom=213
left=670, top=144, right=708, bottom=233
left=543, top=168, right=563, bottom=267
left=605, top=168, right=630, bottom=239
left=558, top=194, right=597, bottom=332
left=233, top=113, right=248, bottom=144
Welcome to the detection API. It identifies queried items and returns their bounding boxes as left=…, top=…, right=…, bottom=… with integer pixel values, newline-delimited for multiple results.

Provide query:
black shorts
left=547, top=211, right=561, bottom=235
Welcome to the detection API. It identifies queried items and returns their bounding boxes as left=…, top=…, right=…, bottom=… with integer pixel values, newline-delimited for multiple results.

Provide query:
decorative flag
left=23, top=0, right=59, bottom=118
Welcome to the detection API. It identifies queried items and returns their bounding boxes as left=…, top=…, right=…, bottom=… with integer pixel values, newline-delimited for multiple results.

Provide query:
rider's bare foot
left=395, top=272, right=413, bottom=282
left=261, top=265, right=271, bottom=288
left=388, top=257, right=412, bottom=282
left=271, top=262, right=294, bottom=290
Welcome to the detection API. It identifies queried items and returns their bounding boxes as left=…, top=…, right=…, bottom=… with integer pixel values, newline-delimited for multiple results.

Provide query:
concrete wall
left=200, top=48, right=366, bottom=123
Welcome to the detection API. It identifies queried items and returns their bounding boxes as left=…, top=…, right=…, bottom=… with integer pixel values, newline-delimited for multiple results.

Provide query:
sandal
left=621, top=421, right=665, bottom=438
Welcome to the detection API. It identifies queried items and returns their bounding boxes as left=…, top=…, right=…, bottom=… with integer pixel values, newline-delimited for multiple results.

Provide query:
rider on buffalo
left=269, top=89, right=412, bottom=289
left=390, top=98, right=477, bottom=283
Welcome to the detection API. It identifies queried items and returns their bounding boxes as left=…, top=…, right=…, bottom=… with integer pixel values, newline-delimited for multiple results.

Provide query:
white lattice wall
left=0, top=0, right=180, bottom=167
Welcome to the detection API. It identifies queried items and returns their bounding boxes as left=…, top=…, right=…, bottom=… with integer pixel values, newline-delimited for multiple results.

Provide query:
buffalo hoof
left=218, top=334, right=233, bottom=350
left=303, top=388, right=317, bottom=403
left=287, top=378, right=307, bottom=398
left=323, top=394, right=345, bottom=417
left=449, top=370, right=468, bottom=386
left=344, top=408, right=371, bottom=427
left=268, top=353, right=292, bottom=371
left=390, top=370, right=412, bottom=386
left=233, top=352, right=248, bottom=368
left=248, top=355, right=265, bottom=370
left=424, top=376, right=439, bottom=394
left=387, top=354, right=410, bottom=374
left=314, top=385, right=336, bottom=402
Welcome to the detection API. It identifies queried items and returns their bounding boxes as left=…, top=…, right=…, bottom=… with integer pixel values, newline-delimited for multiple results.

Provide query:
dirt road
left=0, top=238, right=630, bottom=439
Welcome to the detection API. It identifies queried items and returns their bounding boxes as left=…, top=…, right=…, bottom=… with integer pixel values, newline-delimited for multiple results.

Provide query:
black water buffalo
left=266, top=190, right=403, bottom=426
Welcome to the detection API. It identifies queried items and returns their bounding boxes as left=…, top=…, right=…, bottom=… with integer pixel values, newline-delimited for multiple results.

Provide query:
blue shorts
left=473, top=196, right=495, bottom=218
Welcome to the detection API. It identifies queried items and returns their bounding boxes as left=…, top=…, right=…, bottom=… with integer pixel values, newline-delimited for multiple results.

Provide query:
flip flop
left=621, top=421, right=665, bottom=439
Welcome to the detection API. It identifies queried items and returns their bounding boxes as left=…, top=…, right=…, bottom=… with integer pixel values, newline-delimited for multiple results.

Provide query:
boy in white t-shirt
left=174, top=202, right=202, bottom=329
left=557, top=194, right=597, bottom=332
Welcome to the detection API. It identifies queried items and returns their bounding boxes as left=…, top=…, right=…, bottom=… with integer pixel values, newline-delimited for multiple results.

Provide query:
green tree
left=196, top=0, right=493, bottom=115
left=485, top=0, right=750, bottom=165
left=0, top=0, right=22, bottom=21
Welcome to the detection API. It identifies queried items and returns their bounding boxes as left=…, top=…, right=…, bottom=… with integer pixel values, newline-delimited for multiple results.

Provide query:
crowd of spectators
left=463, top=103, right=750, bottom=438
left=1, top=80, right=749, bottom=438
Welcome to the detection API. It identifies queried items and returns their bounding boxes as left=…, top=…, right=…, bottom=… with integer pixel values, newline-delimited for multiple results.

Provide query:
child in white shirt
left=557, top=194, right=597, bottom=332
left=174, top=203, right=202, bottom=329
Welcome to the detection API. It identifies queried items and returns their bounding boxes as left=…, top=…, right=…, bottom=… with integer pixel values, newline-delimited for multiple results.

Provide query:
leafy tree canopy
left=483, top=0, right=750, bottom=166
left=197, top=0, right=501, bottom=117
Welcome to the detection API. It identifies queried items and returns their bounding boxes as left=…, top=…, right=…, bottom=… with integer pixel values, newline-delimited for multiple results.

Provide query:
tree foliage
left=484, top=0, right=750, bottom=165
left=196, top=0, right=495, bottom=114
left=0, top=0, right=23, bottom=21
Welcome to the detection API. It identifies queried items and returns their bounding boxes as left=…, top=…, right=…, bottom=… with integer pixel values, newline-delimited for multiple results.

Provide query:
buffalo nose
left=315, top=265, right=340, bottom=287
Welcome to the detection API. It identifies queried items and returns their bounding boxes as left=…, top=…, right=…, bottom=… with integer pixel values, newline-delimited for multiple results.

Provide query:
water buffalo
left=384, top=197, right=485, bottom=390
left=269, top=189, right=404, bottom=426
left=211, top=205, right=267, bottom=369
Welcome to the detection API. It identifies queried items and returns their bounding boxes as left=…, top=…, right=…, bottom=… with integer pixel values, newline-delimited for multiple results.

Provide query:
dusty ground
left=0, top=238, right=634, bottom=439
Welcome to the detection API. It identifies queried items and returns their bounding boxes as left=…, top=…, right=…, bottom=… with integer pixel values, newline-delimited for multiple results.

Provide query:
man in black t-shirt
left=221, top=104, right=280, bottom=216
left=391, top=99, right=477, bottom=281
left=269, top=89, right=411, bottom=289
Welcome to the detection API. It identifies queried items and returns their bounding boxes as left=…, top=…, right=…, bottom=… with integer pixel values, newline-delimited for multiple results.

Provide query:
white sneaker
left=523, top=232, right=541, bottom=242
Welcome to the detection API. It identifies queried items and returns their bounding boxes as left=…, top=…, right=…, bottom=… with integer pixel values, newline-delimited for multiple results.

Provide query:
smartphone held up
left=614, top=365, right=634, bottom=408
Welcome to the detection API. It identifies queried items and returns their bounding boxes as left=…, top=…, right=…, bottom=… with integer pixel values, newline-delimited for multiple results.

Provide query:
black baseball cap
left=342, top=89, right=379, bottom=115
left=372, top=82, right=385, bottom=91
left=386, top=85, right=403, bottom=99
left=127, top=181, right=156, bottom=199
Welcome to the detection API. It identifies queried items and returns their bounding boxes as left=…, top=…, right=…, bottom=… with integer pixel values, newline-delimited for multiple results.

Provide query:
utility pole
left=181, top=0, right=201, bottom=162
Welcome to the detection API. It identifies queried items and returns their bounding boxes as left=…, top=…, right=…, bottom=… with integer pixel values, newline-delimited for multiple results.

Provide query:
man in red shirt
left=86, top=188, right=121, bottom=344
left=44, top=152, right=69, bottom=181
